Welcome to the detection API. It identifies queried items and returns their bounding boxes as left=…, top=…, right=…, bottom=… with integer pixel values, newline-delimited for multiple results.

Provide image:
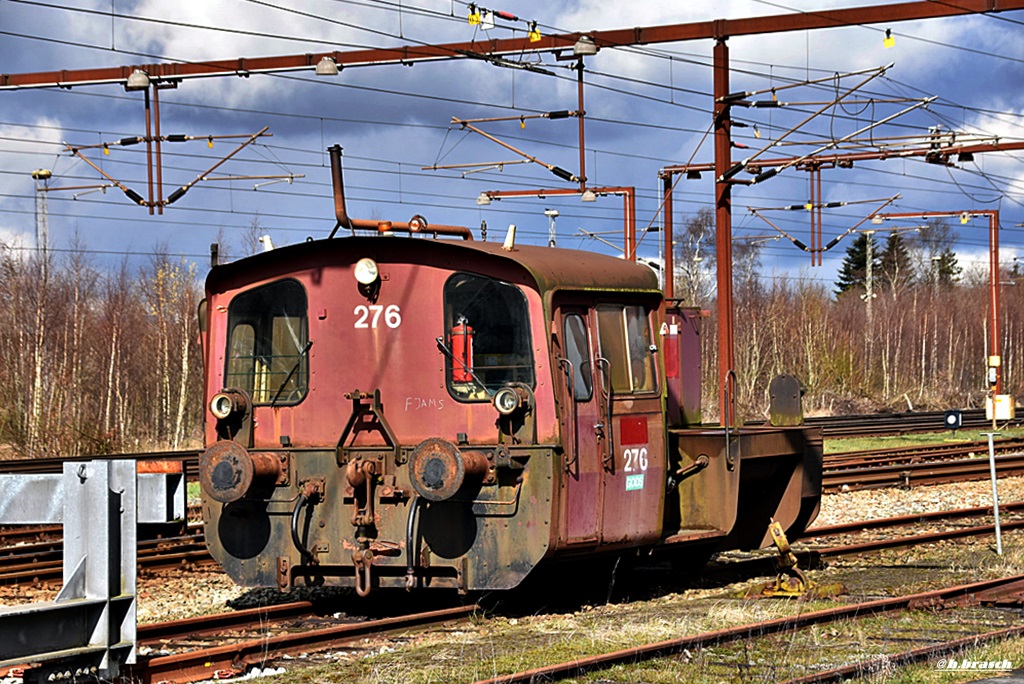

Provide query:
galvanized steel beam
left=0, top=461, right=137, bottom=682
left=0, top=471, right=184, bottom=524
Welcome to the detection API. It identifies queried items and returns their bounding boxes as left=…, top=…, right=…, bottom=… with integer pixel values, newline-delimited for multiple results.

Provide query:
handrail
left=723, top=369, right=738, bottom=471
left=558, top=357, right=580, bottom=472
left=595, top=357, right=613, bottom=471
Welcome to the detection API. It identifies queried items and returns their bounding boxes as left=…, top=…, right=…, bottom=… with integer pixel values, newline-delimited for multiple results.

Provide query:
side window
left=444, top=273, right=535, bottom=402
left=563, top=314, right=593, bottom=401
left=596, top=304, right=656, bottom=394
left=225, top=279, right=309, bottom=405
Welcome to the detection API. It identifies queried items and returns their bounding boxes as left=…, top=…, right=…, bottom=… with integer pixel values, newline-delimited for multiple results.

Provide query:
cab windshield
left=224, top=279, right=309, bottom=405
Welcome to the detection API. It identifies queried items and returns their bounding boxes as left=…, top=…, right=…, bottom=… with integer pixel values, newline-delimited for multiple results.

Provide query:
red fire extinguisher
left=451, top=316, right=474, bottom=382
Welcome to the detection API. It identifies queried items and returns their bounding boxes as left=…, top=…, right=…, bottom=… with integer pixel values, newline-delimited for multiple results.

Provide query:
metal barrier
left=0, top=461, right=184, bottom=682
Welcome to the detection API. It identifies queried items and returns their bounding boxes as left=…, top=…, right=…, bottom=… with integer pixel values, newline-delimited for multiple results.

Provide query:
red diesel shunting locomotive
left=197, top=146, right=822, bottom=596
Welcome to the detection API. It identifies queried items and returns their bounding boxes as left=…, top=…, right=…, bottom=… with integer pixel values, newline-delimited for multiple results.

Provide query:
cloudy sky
left=2, top=0, right=1023, bottom=289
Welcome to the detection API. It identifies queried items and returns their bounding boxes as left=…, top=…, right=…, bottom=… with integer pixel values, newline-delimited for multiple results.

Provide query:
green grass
left=825, top=426, right=1024, bottom=454
left=187, top=481, right=201, bottom=503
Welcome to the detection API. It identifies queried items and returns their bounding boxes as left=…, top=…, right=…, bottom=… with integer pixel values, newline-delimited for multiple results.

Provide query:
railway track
left=0, top=528, right=213, bottom=585
left=692, top=501, right=1024, bottom=586
left=825, top=436, right=1024, bottom=467
left=822, top=440, right=1024, bottom=492
left=129, top=604, right=476, bottom=683
left=802, top=407, right=1021, bottom=437
left=474, top=574, right=1024, bottom=684
left=4, top=496, right=1022, bottom=681
left=799, top=503, right=1024, bottom=559
left=0, top=602, right=477, bottom=683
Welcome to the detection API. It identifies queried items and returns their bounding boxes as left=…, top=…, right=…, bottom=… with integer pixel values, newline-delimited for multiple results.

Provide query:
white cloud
left=0, top=117, right=71, bottom=250
left=0, top=224, right=34, bottom=250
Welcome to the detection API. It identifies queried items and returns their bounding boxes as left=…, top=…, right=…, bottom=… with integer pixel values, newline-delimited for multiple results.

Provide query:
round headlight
left=493, top=387, right=521, bottom=416
left=210, top=393, right=235, bottom=420
left=354, top=257, right=380, bottom=285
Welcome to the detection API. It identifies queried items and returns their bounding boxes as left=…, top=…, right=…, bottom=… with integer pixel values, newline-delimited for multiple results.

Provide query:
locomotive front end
left=198, top=238, right=560, bottom=595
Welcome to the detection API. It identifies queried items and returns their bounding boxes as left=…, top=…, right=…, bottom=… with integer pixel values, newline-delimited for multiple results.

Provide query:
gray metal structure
left=0, top=461, right=183, bottom=682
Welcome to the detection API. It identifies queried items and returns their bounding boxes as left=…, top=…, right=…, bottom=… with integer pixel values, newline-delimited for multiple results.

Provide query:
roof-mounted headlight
left=354, top=257, right=380, bottom=285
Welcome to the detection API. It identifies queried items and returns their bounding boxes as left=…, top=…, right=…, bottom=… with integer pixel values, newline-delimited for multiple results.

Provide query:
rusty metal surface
left=199, top=441, right=282, bottom=504
left=669, top=426, right=822, bottom=550
left=137, top=601, right=315, bottom=643
left=768, top=374, right=805, bottom=426
left=7, top=1, right=1023, bottom=91
left=408, top=438, right=487, bottom=502
left=663, top=306, right=702, bottom=428
left=203, top=445, right=552, bottom=593
left=206, top=236, right=660, bottom=304
left=329, top=146, right=472, bottom=240
left=197, top=219, right=819, bottom=595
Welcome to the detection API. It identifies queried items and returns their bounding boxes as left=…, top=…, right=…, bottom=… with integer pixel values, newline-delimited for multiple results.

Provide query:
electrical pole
left=862, top=230, right=876, bottom=369
left=31, top=169, right=51, bottom=273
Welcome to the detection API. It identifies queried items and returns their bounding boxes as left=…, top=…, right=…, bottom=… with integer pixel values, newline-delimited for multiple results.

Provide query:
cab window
left=596, top=304, right=656, bottom=394
left=563, top=313, right=593, bottom=401
left=444, top=273, right=534, bottom=401
left=225, top=279, right=309, bottom=405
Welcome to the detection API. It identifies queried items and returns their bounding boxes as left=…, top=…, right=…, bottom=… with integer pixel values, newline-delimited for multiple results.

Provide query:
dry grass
left=267, top=531, right=1024, bottom=683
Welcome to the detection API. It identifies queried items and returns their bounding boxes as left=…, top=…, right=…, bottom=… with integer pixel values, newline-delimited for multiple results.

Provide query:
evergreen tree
left=834, top=233, right=879, bottom=296
left=934, top=248, right=962, bottom=287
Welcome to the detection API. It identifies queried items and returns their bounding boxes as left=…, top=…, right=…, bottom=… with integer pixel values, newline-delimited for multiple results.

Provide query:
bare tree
left=674, top=207, right=716, bottom=306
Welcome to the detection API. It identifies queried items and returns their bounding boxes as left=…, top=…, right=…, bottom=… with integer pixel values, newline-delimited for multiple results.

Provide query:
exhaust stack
left=327, top=144, right=472, bottom=240
left=329, top=144, right=357, bottom=236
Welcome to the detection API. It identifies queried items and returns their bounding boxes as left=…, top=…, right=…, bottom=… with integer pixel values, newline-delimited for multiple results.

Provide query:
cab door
left=594, top=303, right=665, bottom=545
left=555, top=307, right=604, bottom=545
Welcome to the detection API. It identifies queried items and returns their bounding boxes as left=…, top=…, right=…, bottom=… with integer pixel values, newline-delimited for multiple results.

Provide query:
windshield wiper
left=270, top=340, right=313, bottom=406
left=435, top=336, right=491, bottom=395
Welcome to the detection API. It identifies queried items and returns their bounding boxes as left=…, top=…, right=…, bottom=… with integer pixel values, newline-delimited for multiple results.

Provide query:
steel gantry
left=4, top=0, right=1024, bottom=422
left=870, top=210, right=1005, bottom=394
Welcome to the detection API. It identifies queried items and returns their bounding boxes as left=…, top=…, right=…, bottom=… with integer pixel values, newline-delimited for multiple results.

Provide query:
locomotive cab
left=196, top=147, right=821, bottom=595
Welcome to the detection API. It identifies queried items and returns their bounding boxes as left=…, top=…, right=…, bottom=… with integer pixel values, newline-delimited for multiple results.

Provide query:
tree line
left=0, top=241, right=203, bottom=458
left=0, top=211, right=1015, bottom=458
left=676, top=210, right=1020, bottom=421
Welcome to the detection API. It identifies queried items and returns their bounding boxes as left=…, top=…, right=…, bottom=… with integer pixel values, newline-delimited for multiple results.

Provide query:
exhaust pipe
left=327, top=144, right=473, bottom=240
left=329, top=144, right=356, bottom=238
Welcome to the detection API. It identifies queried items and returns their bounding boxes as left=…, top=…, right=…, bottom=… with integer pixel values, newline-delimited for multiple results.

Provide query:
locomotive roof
left=207, top=235, right=662, bottom=298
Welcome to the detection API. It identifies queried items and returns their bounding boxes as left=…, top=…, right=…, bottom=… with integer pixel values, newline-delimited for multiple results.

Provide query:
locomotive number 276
left=353, top=304, right=402, bottom=329
left=623, top=447, right=649, bottom=472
